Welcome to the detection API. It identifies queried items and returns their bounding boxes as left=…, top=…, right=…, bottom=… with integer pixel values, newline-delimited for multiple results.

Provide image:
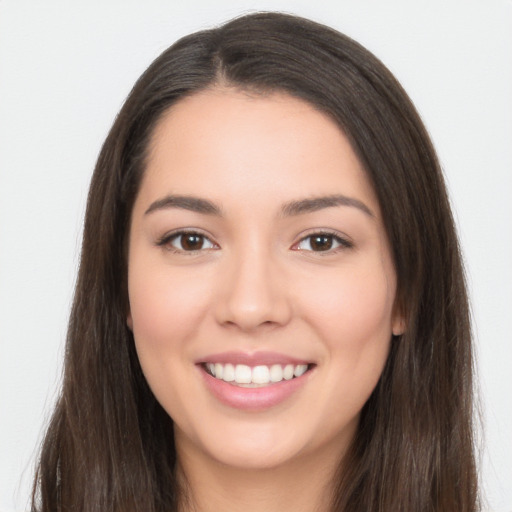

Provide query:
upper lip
left=196, top=351, right=312, bottom=367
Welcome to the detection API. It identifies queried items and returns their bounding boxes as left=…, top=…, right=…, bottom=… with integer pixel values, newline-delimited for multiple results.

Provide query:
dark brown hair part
left=32, top=12, right=478, bottom=511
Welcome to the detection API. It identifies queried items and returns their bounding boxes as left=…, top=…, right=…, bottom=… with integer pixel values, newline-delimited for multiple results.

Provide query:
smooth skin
left=127, top=88, right=404, bottom=512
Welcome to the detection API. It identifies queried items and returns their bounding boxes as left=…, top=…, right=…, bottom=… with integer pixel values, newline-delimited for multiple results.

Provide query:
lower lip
left=198, top=366, right=312, bottom=411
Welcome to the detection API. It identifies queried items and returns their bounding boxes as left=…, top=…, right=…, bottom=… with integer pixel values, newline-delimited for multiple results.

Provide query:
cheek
left=127, top=259, right=212, bottom=359
left=298, top=260, right=395, bottom=364
left=297, top=262, right=395, bottom=431
left=127, top=260, right=216, bottom=424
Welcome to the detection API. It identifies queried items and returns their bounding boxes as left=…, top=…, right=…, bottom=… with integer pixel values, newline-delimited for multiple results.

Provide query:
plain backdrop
left=0, top=1, right=511, bottom=511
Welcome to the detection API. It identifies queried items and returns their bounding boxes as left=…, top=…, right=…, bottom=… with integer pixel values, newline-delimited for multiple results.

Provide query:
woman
left=32, top=12, right=478, bottom=512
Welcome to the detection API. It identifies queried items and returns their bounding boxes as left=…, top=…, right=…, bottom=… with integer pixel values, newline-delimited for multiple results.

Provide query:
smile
left=197, top=354, right=315, bottom=410
left=204, top=362, right=310, bottom=387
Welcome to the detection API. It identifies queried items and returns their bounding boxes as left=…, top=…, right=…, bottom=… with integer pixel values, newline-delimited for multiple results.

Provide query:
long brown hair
left=32, top=12, right=478, bottom=511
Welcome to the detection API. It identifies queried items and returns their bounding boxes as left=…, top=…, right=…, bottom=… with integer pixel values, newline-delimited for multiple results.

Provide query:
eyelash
left=156, top=230, right=353, bottom=254
left=291, top=230, right=353, bottom=253
left=156, top=230, right=218, bottom=253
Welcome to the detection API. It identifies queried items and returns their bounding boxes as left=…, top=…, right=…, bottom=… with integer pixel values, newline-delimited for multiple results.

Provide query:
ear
left=391, top=302, right=406, bottom=336
left=392, top=316, right=406, bottom=336
left=127, top=311, right=133, bottom=331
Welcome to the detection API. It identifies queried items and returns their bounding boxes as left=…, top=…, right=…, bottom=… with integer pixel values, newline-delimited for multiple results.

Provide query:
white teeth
left=234, top=364, right=252, bottom=384
left=269, top=364, right=283, bottom=382
left=294, top=364, right=308, bottom=377
left=222, top=363, right=235, bottom=382
left=206, top=362, right=310, bottom=385
left=214, top=363, right=224, bottom=380
left=252, top=365, right=270, bottom=384
left=283, top=364, right=294, bottom=380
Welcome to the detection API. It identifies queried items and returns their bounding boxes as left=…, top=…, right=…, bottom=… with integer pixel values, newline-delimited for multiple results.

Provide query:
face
left=127, top=88, right=402, bottom=471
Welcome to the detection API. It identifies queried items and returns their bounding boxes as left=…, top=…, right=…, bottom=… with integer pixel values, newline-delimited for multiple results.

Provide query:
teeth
left=283, top=364, right=294, bottom=380
left=252, top=365, right=270, bottom=384
left=205, top=362, right=310, bottom=385
left=234, top=364, right=252, bottom=384
left=214, top=363, right=224, bottom=380
left=269, top=364, right=283, bottom=382
left=294, top=364, right=308, bottom=377
left=223, top=363, right=235, bottom=382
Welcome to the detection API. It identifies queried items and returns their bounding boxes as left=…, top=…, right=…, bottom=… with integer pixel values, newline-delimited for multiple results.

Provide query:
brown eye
left=309, top=235, right=333, bottom=251
left=162, top=232, right=216, bottom=252
left=180, top=234, right=205, bottom=251
left=295, top=232, right=352, bottom=252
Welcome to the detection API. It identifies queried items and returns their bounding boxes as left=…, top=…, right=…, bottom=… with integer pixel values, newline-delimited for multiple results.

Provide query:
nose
left=214, top=246, right=292, bottom=332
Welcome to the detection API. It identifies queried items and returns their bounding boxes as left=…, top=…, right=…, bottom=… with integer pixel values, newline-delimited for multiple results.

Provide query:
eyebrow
left=144, top=193, right=374, bottom=218
left=145, top=195, right=223, bottom=216
left=281, top=195, right=374, bottom=218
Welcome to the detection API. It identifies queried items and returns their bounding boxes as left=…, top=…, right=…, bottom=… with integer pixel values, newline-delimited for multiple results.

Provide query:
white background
left=0, top=1, right=510, bottom=511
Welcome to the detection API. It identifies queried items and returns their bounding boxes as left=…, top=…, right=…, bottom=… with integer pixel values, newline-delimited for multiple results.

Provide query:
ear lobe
left=391, top=300, right=406, bottom=336
left=392, top=313, right=406, bottom=336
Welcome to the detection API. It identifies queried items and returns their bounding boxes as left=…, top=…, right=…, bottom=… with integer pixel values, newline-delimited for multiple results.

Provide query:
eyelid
left=291, top=229, right=354, bottom=252
left=156, top=228, right=219, bottom=252
left=155, top=227, right=352, bottom=254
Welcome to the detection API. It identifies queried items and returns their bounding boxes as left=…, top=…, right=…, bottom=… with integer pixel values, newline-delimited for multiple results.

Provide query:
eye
left=157, top=231, right=217, bottom=252
left=293, top=232, right=352, bottom=252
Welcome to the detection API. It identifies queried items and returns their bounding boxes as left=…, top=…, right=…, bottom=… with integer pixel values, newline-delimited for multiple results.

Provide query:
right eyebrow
left=144, top=195, right=223, bottom=216
left=280, top=194, right=374, bottom=218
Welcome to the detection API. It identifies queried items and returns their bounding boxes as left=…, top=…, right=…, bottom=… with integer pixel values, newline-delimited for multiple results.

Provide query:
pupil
left=182, top=234, right=203, bottom=250
left=311, top=235, right=332, bottom=251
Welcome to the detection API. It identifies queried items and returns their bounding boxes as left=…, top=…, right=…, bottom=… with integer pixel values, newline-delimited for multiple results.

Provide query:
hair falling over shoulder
left=31, top=12, right=479, bottom=512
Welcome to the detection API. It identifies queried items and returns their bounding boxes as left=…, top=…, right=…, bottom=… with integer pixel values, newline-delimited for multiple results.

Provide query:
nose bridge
left=215, top=236, right=291, bottom=330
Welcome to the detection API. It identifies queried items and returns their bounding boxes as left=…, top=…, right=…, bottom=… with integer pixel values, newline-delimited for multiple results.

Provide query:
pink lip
left=197, top=362, right=314, bottom=411
left=197, top=350, right=311, bottom=366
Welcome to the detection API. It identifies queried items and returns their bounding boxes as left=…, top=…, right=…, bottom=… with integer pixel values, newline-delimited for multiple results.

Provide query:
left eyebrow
left=280, top=195, right=374, bottom=218
left=144, top=195, right=223, bottom=216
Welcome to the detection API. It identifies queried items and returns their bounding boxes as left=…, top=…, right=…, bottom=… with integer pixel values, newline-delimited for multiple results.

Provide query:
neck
left=175, top=435, right=347, bottom=512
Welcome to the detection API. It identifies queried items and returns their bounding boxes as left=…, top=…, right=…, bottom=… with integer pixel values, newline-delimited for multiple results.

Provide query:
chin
left=175, top=411, right=355, bottom=473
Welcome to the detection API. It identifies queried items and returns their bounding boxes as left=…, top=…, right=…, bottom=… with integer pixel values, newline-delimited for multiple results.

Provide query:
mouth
left=202, top=362, right=314, bottom=388
left=196, top=351, right=316, bottom=410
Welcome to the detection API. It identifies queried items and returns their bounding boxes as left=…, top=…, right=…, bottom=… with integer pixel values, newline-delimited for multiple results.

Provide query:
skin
left=127, top=88, right=403, bottom=512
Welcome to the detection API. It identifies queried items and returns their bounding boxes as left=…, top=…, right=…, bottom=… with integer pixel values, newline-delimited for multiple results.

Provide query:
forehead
left=140, top=88, right=380, bottom=216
